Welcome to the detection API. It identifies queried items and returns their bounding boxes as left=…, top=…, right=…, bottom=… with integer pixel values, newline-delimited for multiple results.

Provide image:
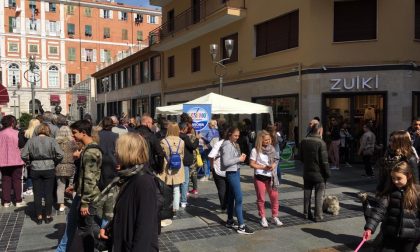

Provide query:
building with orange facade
left=0, top=0, right=161, bottom=117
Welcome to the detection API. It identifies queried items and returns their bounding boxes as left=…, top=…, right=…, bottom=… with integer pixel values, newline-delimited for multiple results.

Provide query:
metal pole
left=219, top=76, right=223, bottom=95
left=31, top=81, right=35, bottom=117
left=104, top=92, right=107, bottom=117
left=13, top=99, right=16, bottom=117
left=18, top=94, right=21, bottom=118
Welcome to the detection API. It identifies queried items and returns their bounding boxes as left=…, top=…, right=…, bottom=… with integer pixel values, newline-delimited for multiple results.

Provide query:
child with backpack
left=363, top=161, right=420, bottom=251
left=158, top=122, right=185, bottom=219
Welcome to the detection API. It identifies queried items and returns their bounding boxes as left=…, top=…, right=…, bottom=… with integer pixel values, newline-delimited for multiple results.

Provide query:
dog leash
left=354, top=238, right=366, bottom=252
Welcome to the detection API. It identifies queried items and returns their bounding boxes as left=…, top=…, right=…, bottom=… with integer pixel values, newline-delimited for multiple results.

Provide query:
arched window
left=8, top=63, right=20, bottom=87
left=48, top=65, right=59, bottom=87
left=28, top=64, right=40, bottom=87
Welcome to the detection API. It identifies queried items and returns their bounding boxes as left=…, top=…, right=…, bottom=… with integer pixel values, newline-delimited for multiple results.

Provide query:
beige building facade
left=147, top=0, right=420, bottom=148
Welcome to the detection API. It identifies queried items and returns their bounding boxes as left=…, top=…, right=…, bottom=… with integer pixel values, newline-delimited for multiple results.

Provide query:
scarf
left=93, top=164, right=145, bottom=204
left=261, top=145, right=280, bottom=189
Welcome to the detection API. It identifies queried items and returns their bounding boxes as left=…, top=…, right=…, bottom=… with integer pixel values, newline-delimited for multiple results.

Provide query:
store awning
left=0, top=84, right=10, bottom=105
left=50, top=95, right=60, bottom=103
left=77, top=95, right=87, bottom=104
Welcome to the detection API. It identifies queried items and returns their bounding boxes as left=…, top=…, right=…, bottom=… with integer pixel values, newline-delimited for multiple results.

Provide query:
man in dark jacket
left=137, top=115, right=165, bottom=174
left=408, top=118, right=420, bottom=180
left=300, top=120, right=330, bottom=222
left=179, top=122, right=200, bottom=208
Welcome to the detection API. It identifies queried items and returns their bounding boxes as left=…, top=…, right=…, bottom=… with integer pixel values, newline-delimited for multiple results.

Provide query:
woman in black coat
left=111, top=132, right=158, bottom=252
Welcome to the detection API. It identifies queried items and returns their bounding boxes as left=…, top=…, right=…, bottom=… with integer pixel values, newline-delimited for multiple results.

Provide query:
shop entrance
left=322, top=92, right=387, bottom=163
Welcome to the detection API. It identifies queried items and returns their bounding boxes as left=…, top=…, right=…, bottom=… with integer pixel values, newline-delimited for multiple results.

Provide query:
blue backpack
left=164, top=138, right=182, bottom=170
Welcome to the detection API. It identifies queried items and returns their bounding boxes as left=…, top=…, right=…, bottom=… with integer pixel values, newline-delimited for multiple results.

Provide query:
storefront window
left=136, top=97, right=149, bottom=116
left=323, top=93, right=386, bottom=162
left=253, top=95, right=299, bottom=143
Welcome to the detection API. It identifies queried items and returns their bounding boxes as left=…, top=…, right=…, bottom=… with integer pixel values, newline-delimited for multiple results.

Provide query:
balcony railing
left=149, top=0, right=245, bottom=46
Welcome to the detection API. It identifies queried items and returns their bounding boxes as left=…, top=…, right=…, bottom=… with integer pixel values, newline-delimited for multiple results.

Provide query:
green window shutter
left=9, top=17, right=13, bottom=32
left=68, top=47, right=76, bottom=61
left=85, top=25, right=92, bottom=35
left=122, top=29, right=128, bottom=40
left=104, top=27, right=110, bottom=38
left=68, top=23, right=75, bottom=34
left=137, top=31, right=143, bottom=41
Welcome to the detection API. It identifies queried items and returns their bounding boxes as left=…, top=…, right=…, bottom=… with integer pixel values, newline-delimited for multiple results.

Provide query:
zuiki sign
left=330, top=75, right=379, bottom=91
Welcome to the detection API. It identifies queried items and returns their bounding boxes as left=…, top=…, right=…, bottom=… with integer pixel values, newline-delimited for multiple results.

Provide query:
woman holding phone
left=221, top=127, right=254, bottom=235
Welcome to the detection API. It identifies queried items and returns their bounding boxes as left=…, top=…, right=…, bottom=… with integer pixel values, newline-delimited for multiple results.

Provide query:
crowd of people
left=0, top=111, right=420, bottom=251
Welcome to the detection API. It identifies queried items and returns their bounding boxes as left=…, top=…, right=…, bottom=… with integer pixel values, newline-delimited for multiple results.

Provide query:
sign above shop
left=330, top=75, right=379, bottom=91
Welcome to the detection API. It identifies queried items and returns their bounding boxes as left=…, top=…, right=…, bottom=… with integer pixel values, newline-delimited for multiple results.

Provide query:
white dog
left=322, top=195, right=340, bottom=215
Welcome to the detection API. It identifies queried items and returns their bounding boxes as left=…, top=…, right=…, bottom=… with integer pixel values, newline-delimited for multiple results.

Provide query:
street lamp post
left=209, top=39, right=234, bottom=95
left=29, top=55, right=36, bottom=117
left=102, top=77, right=110, bottom=117
left=23, top=55, right=38, bottom=117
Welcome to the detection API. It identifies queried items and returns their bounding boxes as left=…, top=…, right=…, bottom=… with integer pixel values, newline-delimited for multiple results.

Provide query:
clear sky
left=117, top=0, right=156, bottom=8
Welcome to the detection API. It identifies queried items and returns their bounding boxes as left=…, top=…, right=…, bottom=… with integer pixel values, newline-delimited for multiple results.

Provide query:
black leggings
left=212, top=169, right=228, bottom=210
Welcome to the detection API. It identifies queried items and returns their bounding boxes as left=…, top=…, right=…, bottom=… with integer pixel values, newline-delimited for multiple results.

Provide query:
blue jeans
left=56, top=195, right=80, bottom=252
left=226, top=170, right=244, bottom=226
left=200, top=148, right=211, bottom=177
left=180, top=166, right=190, bottom=204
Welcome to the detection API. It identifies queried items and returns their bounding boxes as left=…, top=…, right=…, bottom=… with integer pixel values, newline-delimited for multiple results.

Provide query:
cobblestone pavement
left=0, top=162, right=379, bottom=251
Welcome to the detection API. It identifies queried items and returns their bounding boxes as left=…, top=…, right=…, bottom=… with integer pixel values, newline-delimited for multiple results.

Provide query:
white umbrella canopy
left=156, top=92, right=274, bottom=123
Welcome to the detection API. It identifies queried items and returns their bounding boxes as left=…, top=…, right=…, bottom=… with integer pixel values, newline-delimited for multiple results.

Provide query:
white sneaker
left=345, top=162, right=352, bottom=168
left=15, top=201, right=27, bottom=208
left=272, top=217, right=283, bottom=226
left=199, top=176, right=209, bottom=182
left=59, top=206, right=65, bottom=212
left=330, top=166, right=339, bottom=170
left=24, top=189, right=33, bottom=196
left=260, top=217, right=268, bottom=228
left=161, top=219, right=173, bottom=227
left=181, top=202, right=187, bottom=208
left=3, top=203, right=11, bottom=208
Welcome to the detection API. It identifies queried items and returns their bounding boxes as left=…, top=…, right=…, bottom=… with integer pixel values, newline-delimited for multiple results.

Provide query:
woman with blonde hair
left=250, top=130, right=282, bottom=228
left=159, top=122, right=185, bottom=218
left=21, top=123, right=63, bottom=224
left=98, top=133, right=158, bottom=251
left=55, top=126, right=78, bottom=212
left=18, top=119, right=40, bottom=196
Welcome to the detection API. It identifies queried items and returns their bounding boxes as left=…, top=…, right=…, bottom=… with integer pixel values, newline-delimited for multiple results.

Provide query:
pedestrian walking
left=208, top=136, right=228, bottom=212
left=358, top=124, right=376, bottom=177
left=339, top=122, right=353, bottom=168
left=249, top=130, right=283, bottom=228
left=376, top=130, right=419, bottom=193
left=21, top=123, right=64, bottom=224
left=55, top=126, right=78, bottom=212
left=109, top=133, right=159, bottom=251
left=19, top=118, right=40, bottom=196
left=158, top=122, right=185, bottom=216
left=179, top=122, right=199, bottom=208
left=300, top=121, right=330, bottom=222
left=0, top=115, right=26, bottom=208
left=221, top=127, right=254, bottom=234
left=68, top=120, right=102, bottom=251
left=408, top=117, right=420, bottom=180
left=328, top=117, right=341, bottom=170
left=363, top=161, right=420, bottom=251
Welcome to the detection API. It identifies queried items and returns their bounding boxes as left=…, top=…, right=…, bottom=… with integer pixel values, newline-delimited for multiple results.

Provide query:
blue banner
left=182, top=104, right=212, bottom=133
